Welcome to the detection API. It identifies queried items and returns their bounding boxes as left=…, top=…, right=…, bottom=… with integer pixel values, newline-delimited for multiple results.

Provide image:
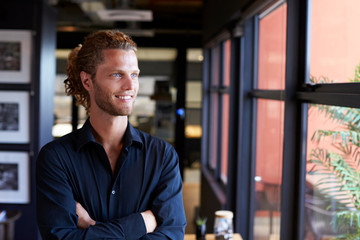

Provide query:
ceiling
left=50, top=0, right=204, bottom=48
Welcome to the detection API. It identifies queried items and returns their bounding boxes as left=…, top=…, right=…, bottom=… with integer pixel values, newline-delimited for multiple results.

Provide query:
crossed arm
left=36, top=145, right=186, bottom=239
left=76, top=202, right=157, bottom=234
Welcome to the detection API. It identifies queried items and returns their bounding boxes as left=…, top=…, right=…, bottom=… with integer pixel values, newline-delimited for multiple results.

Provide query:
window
left=204, top=37, right=232, bottom=186
left=309, top=0, right=360, bottom=84
left=258, top=2, right=287, bottom=90
left=209, top=45, right=220, bottom=170
left=221, top=39, right=231, bottom=183
left=252, top=2, right=287, bottom=239
left=305, top=104, right=360, bottom=239
left=303, top=1, right=360, bottom=239
left=254, top=99, right=284, bottom=239
left=202, top=0, right=360, bottom=238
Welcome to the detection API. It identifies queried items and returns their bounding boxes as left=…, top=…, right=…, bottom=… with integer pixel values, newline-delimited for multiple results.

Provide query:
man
left=36, top=30, right=186, bottom=239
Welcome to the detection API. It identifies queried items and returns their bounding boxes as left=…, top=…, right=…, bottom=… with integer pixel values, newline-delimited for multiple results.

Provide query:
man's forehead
left=99, top=49, right=138, bottom=62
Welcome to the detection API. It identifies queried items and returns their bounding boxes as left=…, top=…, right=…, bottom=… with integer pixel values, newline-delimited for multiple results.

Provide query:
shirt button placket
left=109, top=188, right=117, bottom=219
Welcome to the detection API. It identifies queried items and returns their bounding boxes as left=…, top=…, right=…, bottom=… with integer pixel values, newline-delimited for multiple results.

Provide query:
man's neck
left=89, top=113, right=128, bottom=174
left=89, top=113, right=128, bottom=147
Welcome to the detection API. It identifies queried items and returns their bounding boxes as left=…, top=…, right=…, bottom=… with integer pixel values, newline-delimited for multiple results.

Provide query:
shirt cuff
left=123, top=213, right=147, bottom=239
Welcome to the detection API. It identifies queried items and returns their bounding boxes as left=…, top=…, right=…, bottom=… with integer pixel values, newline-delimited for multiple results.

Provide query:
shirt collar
left=75, top=118, right=143, bottom=151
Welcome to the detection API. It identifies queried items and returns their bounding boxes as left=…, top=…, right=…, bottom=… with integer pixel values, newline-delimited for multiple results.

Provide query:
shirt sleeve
left=141, top=145, right=187, bottom=239
left=36, top=145, right=147, bottom=240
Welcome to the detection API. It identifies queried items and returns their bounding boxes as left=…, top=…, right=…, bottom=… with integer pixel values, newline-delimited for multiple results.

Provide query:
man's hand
left=141, top=210, right=157, bottom=233
left=76, top=202, right=96, bottom=229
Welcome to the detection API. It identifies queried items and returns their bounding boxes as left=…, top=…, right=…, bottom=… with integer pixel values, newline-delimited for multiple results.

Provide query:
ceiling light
left=97, top=9, right=153, bottom=22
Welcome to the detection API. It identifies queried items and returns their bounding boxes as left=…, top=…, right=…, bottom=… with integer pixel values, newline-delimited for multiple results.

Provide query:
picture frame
left=0, top=91, right=30, bottom=143
left=0, top=30, right=32, bottom=83
left=0, top=151, right=30, bottom=204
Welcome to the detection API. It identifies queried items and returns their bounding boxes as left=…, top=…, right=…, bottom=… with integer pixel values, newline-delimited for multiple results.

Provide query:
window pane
left=221, top=93, right=230, bottom=183
left=212, top=45, right=220, bottom=86
left=310, top=0, right=360, bottom=83
left=209, top=93, right=218, bottom=170
left=254, top=99, right=284, bottom=239
left=305, top=104, right=360, bottom=239
left=223, top=39, right=231, bottom=87
left=257, top=3, right=287, bottom=90
left=220, top=40, right=231, bottom=183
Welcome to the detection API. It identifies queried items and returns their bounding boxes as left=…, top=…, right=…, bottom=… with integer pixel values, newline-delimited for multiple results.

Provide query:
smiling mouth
left=115, top=95, right=132, bottom=100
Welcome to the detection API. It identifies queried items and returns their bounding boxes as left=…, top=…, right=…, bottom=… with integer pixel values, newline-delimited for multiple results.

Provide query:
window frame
left=202, top=0, right=360, bottom=239
left=234, top=0, right=308, bottom=239
left=201, top=31, right=235, bottom=202
left=251, top=2, right=288, bottom=239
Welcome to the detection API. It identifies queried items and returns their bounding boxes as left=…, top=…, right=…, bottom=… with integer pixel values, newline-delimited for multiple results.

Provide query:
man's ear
left=80, top=71, right=92, bottom=91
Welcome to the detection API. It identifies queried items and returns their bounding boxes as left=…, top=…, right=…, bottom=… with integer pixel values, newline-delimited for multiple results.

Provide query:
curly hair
left=64, top=30, right=137, bottom=113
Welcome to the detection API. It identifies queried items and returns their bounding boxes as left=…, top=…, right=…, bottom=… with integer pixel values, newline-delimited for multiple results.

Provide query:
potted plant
left=307, top=65, right=360, bottom=239
left=195, top=216, right=207, bottom=240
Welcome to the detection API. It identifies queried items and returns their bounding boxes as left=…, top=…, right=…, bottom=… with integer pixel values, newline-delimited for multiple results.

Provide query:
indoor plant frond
left=311, top=129, right=360, bottom=147
left=308, top=63, right=360, bottom=239
left=309, top=148, right=360, bottom=209
left=312, top=106, right=360, bottom=132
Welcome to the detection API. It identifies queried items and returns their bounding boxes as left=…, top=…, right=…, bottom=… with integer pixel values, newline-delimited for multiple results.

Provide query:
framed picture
left=0, top=91, right=30, bottom=143
left=0, top=151, right=29, bottom=203
left=0, top=30, right=32, bottom=83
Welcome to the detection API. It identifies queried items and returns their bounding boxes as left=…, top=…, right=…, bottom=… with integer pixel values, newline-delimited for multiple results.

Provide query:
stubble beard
left=93, top=82, right=135, bottom=117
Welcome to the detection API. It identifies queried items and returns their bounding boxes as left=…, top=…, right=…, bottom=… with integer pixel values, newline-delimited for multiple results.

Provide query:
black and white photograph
left=0, top=41, right=21, bottom=71
left=0, top=30, right=32, bottom=83
left=0, top=163, right=18, bottom=190
left=0, top=91, right=29, bottom=143
left=0, top=102, right=19, bottom=131
left=0, top=151, right=29, bottom=203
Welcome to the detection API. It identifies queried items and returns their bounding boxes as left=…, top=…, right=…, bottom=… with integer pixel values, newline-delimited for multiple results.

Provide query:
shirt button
left=111, top=190, right=116, bottom=195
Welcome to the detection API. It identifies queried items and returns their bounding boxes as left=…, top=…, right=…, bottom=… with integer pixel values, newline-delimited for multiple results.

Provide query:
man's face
left=91, top=49, right=140, bottom=116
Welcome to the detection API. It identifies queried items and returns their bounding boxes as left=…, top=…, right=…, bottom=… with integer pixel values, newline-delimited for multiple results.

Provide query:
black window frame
left=201, top=31, right=235, bottom=203
left=202, top=0, right=360, bottom=239
left=233, top=0, right=307, bottom=239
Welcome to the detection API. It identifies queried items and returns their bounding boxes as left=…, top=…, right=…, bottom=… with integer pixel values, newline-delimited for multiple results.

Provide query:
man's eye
left=131, top=73, right=138, bottom=78
left=112, top=73, right=121, bottom=77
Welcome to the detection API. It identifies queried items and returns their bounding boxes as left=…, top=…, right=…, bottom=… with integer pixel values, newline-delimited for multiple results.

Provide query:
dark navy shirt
left=36, top=119, right=186, bottom=239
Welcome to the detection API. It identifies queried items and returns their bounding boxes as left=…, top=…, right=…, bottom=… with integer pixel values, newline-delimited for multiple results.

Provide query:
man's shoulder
left=40, top=130, right=79, bottom=153
left=36, top=131, right=82, bottom=170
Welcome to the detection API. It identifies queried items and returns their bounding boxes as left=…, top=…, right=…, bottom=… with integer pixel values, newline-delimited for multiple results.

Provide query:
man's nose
left=121, top=75, right=134, bottom=90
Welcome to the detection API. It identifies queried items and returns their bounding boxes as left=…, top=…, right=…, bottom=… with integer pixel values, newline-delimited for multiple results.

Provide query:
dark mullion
left=297, top=91, right=360, bottom=109
left=302, top=82, right=360, bottom=93
left=226, top=37, right=240, bottom=211
left=297, top=103, right=309, bottom=240
left=219, top=86, right=230, bottom=94
left=209, top=86, right=219, bottom=92
left=207, top=48, right=215, bottom=171
left=296, top=0, right=312, bottom=238
left=201, top=48, right=210, bottom=170
left=235, top=23, right=254, bottom=239
left=209, top=86, right=230, bottom=94
left=247, top=14, right=260, bottom=240
left=281, top=0, right=309, bottom=239
left=216, top=41, right=225, bottom=181
left=250, top=89, right=285, bottom=100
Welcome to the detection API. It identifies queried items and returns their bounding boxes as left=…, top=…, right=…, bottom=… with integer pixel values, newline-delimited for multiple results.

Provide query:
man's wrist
left=141, top=210, right=157, bottom=233
left=76, top=202, right=96, bottom=229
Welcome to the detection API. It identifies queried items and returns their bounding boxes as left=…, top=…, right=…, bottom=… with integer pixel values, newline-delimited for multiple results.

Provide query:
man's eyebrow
left=111, top=69, right=139, bottom=72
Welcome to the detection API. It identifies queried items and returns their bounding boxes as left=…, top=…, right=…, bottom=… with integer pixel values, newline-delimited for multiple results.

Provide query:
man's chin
left=112, top=109, right=133, bottom=117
